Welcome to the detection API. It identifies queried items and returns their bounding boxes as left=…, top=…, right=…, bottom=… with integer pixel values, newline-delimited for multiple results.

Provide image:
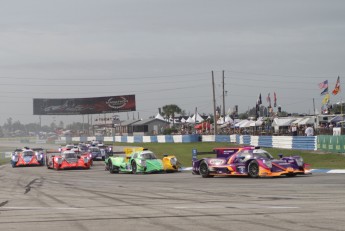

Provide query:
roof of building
left=132, top=118, right=170, bottom=126
left=120, top=119, right=141, bottom=126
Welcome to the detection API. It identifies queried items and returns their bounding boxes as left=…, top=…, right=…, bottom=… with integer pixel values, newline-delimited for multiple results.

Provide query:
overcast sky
left=1, top=0, right=345, bottom=126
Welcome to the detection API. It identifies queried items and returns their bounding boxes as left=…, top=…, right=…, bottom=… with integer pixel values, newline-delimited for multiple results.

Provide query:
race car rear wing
left=46, top=150, right=61, bottom=154
left=192, top=149, right=215, bottom=162
left=192, top=147, right=244, bottom=162
left=106, top=151, right=126, bottom=157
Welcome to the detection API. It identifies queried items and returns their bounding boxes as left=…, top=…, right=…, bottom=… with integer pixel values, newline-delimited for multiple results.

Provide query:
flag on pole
left=274, top=92, right=277, bottom=107
left=320, top=87, right=328, bottom=95
left=257, top=93, right=262, bottom=105
left=266, top=93, right=271, bottom=107
left=332, top=76, right=340, bottom=95
left=322, top=93, right=330, bottom=105
left=318, top=80, right=328, bottom=89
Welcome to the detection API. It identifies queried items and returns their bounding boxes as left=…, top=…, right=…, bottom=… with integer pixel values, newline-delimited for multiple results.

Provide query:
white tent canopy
left=241, top=120, right=254, bottom=128
left=234, top=119, right=253, bottom=128
left=186, top=116, right=194, bottom=123
left=272, top=118, right=296, bottom=127
left=224, top=115, right=233, bottom=123
left=250, top=120, right=263, bottom=127
left=291, top=117, right=304, bottom=125
left=191, top=113, right=204, bottom=123
left=155, top=113, right=165, bottom=121
left=298, top=117, right=315, bottom=126
left=249, top=117, right=264, bottom=127
left=217, top=116, right=224, bottom=125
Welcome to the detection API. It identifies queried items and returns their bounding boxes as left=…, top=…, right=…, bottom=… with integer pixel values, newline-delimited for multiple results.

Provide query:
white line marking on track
left=1, top=207, right=83, bottom=210
left=174, top=205, right=300, bottom=209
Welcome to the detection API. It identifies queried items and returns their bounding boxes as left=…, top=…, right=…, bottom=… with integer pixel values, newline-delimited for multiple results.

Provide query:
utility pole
left=212, top=71, right=217, bottom=135
left=222, top=70, right=225, bottom=117
left=87, top=114, right=89, bottom=135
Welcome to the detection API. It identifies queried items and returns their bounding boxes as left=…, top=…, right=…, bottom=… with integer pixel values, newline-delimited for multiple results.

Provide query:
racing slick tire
left=108, top=160, right=117, bottom=174
left=46, top=156, right=51, bottom=169
left=248, top=160, right=259, bottom=178
left=199, top=161, right=213, bottom=178
left=131, top=161, right=137, bottom=174
left=287, top=173, right=297, bottom=177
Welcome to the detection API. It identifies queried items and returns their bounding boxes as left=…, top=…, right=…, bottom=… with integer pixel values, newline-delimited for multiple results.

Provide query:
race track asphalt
left=0, top=160, right=345, bottom=231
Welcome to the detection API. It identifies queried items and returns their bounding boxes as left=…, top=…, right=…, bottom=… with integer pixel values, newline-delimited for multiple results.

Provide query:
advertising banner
left=33, top=95, right=136, bottom=115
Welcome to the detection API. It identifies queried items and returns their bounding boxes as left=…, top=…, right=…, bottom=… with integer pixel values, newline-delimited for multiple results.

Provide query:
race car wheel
left=199, top=161, right=212, bottom=178
left=131, top=161, right=137, bottom=174
left=287, top=173, right=297, bottom=177
left=248, top=160, right=259, bottom=178
left=46, top=156, right=49, bottom=169
left=108, top=161, right=115, bottom=174
left=46, top=157, right=50, bottom=169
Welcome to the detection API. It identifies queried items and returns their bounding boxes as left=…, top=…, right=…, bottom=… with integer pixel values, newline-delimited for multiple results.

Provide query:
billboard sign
left=33, top=95, right=136, bottom=115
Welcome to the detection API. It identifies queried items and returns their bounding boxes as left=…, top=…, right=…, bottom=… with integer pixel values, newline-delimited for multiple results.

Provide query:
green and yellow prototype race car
left=105, top=147, right=180, bottom=174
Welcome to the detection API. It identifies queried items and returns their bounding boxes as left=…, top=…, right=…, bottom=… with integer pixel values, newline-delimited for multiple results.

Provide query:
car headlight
left=12, top=155, right=18, bottom=162
left=295, top=157, right=304, bottom=167
left=170, top=158, right=177, bottom=166
left=263, top=159, right=272, bottom=169
left=36, top=153, right=43, bottom=161
left=209, top=159, right=225, bottom=165
left=139, top=159, right=146, bottom=167
left=56, top=157, right=63, bottom=164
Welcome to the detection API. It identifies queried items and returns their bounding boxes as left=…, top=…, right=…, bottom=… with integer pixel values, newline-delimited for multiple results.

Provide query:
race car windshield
left=254, top=151, right=274, bottom=159
left=23, top=151, right=34, bottom=156
left=141, top=153, right=157, bottom=159
left=64, top=153, right=77, bottom=159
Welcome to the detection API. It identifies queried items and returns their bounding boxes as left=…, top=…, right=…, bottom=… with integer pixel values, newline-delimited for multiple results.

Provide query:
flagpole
left=212, top=71, right=217, bottom=135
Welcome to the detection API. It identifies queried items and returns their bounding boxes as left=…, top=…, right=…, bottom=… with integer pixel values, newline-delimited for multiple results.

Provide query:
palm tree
left=161, top=104, right=182, bottom=126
